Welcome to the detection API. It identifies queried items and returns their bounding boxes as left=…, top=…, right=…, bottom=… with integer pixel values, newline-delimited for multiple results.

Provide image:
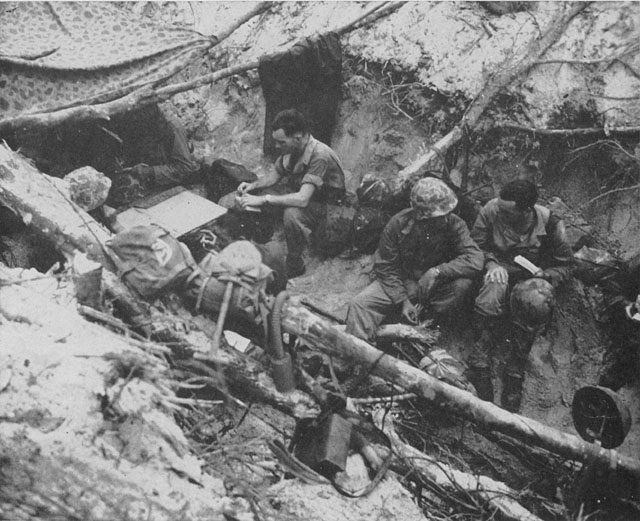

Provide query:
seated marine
left=345, top=177, right=484, bottom=341
left=219, top=109, right=347, bottom=278
left=468, top=179, right=574, bottom=410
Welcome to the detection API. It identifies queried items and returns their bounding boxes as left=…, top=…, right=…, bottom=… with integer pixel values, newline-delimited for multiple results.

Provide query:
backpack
left=105, top=225, right=198, bottom=298
left=185, top=240, right=274, bottom=325
left=315, top=204, right=357, bottom=258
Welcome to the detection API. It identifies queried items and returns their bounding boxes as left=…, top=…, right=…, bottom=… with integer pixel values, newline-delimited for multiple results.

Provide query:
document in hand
left=514, top=255, right=541, bottom=275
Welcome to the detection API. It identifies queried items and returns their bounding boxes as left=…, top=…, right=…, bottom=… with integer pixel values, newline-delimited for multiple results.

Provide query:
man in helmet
left=345, top=177, right=484, bottom=341
left=469, top=179, right=574, bottom=411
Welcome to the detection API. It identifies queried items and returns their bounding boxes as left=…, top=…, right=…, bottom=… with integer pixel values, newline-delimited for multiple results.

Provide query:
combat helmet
left=510, top=278, right=556, bottom=331
left=410, top=177, right=458, bottom=218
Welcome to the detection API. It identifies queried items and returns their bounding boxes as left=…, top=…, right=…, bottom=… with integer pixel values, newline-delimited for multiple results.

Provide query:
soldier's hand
left=485, top=263, right=508, bottom=285
left=237, top=182, right=254, bottom=194
left=238, top=193, right=264, bottom=209
left=418, top=267, right=440, bottom=301
left=401, top=299, right=420, bottom=324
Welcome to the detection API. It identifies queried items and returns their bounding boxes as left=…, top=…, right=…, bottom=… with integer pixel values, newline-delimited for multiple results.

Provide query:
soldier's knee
left=451, top=277, right=473, bottom=296
left=283, top=207, right=303, bottom=226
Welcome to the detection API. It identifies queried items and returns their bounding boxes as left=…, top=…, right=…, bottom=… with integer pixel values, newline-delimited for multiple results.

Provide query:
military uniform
left=345, top=209, right=484, bottom=341
left=219, top=135, right=346, bottom=276
left=468, top=198, right=574, bottom=409
left=471, top=199, right=574, bottom=319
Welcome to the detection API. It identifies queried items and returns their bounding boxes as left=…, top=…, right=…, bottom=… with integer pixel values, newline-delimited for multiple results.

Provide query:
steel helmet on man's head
left=410, top=177, right=458, bottom=219
left=510, top=278, right=556, bottom=332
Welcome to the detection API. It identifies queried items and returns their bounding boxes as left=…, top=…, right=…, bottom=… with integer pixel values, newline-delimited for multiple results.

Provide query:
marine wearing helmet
left=345, top=177, right=484, bottom=342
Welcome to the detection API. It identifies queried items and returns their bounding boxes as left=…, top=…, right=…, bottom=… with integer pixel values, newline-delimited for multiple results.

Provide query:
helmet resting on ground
left=410, top=177, right=458, bottom=218
left=509, top=278, right=555, bottom=331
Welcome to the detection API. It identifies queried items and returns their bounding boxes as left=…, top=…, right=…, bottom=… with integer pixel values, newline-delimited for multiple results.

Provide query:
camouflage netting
left=0, top=2, right=213, bottom=120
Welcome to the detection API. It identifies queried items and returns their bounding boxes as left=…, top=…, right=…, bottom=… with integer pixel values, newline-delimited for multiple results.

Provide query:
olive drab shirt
left=274, top=135, right=346, bottom=204
left=471, top=199, right=574, bottom=284
left=374, top=209, right=484, bottom=304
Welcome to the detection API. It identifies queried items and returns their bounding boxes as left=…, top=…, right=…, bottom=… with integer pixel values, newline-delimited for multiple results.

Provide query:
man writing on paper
left=468, top=179, right=574, bottom=410
left=219, top=109, right=347, bottom=278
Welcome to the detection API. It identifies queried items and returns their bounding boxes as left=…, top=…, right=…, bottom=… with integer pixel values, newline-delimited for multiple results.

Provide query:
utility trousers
left=345, top=277, right=474, bottom=341
left=219, top=188, right=325, bottom=275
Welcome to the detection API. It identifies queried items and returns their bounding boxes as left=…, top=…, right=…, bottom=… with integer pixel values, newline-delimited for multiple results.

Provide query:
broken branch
left=373, top=409, right=545, bottom=521
left=376, top=323, right=439, bottom=347
left=0, top=3, right=404, bottom=134
left=390, top=2, right=589, bottom=192
left=495, top=123, right=640, bottom=136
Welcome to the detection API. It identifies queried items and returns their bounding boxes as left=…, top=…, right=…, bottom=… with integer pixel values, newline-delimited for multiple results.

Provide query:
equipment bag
left=185, top=240, right=274, bottom=325
left=105, top=224, right=198, bottom=298
left=315, top=203, right=357, bottom=258
left=283, top=405, right=392, bottom=498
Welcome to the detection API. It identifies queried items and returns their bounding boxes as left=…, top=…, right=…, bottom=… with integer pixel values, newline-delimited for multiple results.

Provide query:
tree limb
left=373, top=409, right=546, bottom=521
left=389, top=2, right=590, bottom=193
left=279, top=299, right=640, bottom=478
left=0, top=2, right=404, bottom=134
left=213, top=2, right=272, bottom=43
left=495, top=122, right=640, bottom=136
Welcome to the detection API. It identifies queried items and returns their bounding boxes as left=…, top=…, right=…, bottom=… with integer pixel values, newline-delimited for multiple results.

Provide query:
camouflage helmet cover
left=510, top=278, right=556, bottom=331
left=65, top=166, right=112, bottom=211
left=410, top=177, right=458, bottom=218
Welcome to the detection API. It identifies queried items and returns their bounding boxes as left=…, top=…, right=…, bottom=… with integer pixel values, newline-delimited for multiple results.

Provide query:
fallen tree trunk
left=389, top=2, right=589, bottom=193
left=0, top=144, right=112, bottom=262
left=372, top=410, right=545, bottom=521
left=279, top=299, right=640, bottom=478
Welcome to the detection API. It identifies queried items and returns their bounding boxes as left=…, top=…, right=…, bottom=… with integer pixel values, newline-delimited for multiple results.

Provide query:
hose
left=269, top=290, right=290, bottom=361
left=269, top=290, right=295, bottom=392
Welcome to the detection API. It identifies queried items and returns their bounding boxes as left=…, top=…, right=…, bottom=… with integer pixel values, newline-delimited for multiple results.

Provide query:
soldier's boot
left=501, top=372, right=523, bottom=412
left=467, top=329, right=495, bottom=402
left=468, top=365, right=494, bottom=402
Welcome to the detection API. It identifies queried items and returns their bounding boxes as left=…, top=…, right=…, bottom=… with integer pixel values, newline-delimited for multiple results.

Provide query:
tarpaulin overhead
left=0, top=2, right=213, bottom=120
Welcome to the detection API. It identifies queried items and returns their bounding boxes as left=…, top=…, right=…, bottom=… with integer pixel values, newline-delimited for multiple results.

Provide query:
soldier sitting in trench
left=105, top=104, right=200, bottom=206
left=218, top=109, right=347, bottom=279
left=468, top=179, right=574, bottom=411
left=345, top=177, right=484, bottom=342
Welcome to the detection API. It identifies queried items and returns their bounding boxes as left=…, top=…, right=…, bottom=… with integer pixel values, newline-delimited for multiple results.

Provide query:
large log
left=389, top=2, right=589, bottom=193
left=279, top=299, right=640, bottom=478
left=0, top=143, right=111, bottom=262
